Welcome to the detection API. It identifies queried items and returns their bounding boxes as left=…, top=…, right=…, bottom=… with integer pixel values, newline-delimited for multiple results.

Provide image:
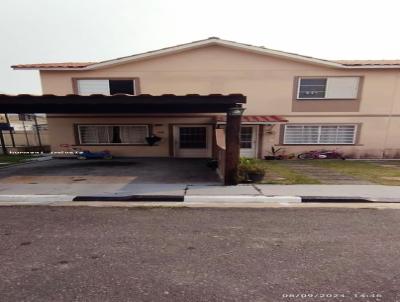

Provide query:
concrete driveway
left=0, top=158, right=220, bottom=196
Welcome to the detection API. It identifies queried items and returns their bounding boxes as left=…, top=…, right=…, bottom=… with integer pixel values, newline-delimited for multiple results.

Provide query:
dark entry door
left=174, top=125, right=212, bottom=157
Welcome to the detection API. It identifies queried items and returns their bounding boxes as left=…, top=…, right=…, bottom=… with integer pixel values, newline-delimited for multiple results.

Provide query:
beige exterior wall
left=39, top=45, right=400, bottom=158
left=47, top=115, right=214, bottom=157
left=267, top=116, right=400, bottom=159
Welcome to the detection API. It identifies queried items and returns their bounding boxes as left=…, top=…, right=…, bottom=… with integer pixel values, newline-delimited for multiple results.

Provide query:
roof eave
left=70, top=39, right=348, bottom=70
left=11, top=38, right=400, bottom=71
left=341, top=65, right=400, bottom=69
left=11, top=67, right=89, bottom=71
left=12, top=38, right=344, bottom=71
left=13, top=64, right=400, bottom=71
left=82, top=39, right=222, bottom=70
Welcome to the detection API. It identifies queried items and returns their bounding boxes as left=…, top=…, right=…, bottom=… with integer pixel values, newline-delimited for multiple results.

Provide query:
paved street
left=1, top=207, right=400, bottom=301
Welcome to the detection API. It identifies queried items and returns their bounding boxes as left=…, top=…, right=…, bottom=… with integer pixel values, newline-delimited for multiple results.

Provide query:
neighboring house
left=11, top=37, right=400, bottom=159
left=0, top=114, right=49, bottom=149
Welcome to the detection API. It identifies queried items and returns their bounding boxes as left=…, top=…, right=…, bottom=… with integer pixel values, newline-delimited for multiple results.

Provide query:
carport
left=0, top=93, right=246, bottom=185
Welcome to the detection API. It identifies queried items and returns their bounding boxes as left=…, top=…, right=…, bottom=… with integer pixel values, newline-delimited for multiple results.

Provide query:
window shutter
left=325, top=77, right=359, bottom=99
left=77, top=80, right=110, bottom=95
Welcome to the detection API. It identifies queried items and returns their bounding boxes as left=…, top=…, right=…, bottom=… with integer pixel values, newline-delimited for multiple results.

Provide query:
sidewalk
left=256, top=184, right=400, bottom=201
left=0, top=183, right=400, bottom=204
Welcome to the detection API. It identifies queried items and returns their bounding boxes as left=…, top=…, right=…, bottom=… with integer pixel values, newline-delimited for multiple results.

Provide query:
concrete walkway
left=256, top=184, right=400, bottom=201
left=1, top=158, right=400, bottom=203
left=1, top=183, right=400, bottom=203
left=0, top=183, right=187, bottom=196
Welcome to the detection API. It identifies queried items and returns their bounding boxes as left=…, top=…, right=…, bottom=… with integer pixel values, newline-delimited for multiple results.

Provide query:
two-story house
left=11, top=37, right=400, bottom=159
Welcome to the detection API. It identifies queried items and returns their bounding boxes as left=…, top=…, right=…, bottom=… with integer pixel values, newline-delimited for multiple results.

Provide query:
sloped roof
left=11, top=37, right=400, bottom=70
left=12, top=62, right=95, bottom=69
left=336, top=60, right=400, bottom=67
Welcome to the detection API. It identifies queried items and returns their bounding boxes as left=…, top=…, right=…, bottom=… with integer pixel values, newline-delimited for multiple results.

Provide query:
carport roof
left=0, top=93, right=246, bottom=114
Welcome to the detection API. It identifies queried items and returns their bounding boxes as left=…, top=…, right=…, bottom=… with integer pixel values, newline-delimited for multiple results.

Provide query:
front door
left=173, top=125, right=212, bottom=158
left=240, top=125, right=258, bottom=158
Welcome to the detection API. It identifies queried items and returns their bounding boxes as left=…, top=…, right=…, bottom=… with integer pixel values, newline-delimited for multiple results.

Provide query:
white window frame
left=77, top=124, right=149, bottom=145
left=297, top=77, right=360, bottom=100
left=283, top=124, right=358, bottom=145
left=75, top=79, right=138, bottom=96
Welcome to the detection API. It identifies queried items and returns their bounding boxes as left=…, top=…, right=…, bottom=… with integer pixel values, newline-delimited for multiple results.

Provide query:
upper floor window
left=297, top=77, right=360, bottom=100
left=76, top=79, right=136, bottom=95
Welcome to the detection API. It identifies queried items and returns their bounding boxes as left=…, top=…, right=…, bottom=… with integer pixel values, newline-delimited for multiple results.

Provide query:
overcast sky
left=1, top=0, right=400, bottom=94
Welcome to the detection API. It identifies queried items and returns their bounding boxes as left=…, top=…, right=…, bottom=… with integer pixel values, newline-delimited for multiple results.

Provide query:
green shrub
left=238, top=158, right=266, bottom=182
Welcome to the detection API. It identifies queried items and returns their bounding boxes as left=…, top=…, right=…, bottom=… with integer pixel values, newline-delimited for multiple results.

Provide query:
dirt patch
left=380, top=176, right=400, bottom=181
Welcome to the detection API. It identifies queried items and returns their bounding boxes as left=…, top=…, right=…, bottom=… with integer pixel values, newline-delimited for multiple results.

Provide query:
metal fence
left=0, top=114, right=50, bottom=154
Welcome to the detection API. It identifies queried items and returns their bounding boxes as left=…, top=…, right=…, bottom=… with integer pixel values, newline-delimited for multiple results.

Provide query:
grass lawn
left=0, top=154, right=35, bottom=167
left=250, top=159, right=400, bottom=185
left=257, top=160, right=321, bottom=185
left=308, top=160, right=400, bottom=186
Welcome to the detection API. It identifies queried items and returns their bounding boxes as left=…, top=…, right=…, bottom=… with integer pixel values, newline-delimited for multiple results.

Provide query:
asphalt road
left=0, top=207, right=399, bottom=302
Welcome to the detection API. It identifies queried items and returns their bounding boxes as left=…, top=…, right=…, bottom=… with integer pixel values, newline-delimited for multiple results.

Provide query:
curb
left=0, top=195, right=74, bottom=204
left=300, top=196, right=373, bottom=203
left=184, top=195, right=301, bottom=203
left=73, top=195, right=184, bottom=202
left=0, top=194, right=399, bottom=204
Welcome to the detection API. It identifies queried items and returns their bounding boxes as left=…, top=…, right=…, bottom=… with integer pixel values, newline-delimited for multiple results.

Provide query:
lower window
left=78, top=125, right=149, bottom=145
left=283, top=124, right=357, bottom=145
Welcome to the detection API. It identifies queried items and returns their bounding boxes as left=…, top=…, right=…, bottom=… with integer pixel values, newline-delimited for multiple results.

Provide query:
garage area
left=0, top=158, right=220, bottom=184
left=0, top=158, right=220, bottom=196
left=0, top=93, right=246, bottom=185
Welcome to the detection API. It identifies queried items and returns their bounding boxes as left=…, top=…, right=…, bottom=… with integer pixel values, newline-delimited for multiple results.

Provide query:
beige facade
left=47, top=115, right=214, bottom=157
left=22, top=39, right=400, bottom=158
